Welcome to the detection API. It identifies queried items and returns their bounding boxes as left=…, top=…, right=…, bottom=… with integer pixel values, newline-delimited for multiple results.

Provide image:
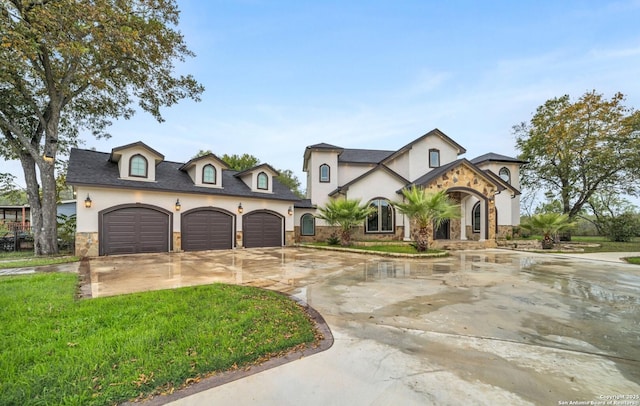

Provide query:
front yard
left=0, top=273, right=317, bottom=405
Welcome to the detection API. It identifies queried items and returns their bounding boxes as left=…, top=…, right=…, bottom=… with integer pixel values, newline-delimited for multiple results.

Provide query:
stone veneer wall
left=75, top=232, right=99, bottom=257
left=295, top=225, right=404, bottom=243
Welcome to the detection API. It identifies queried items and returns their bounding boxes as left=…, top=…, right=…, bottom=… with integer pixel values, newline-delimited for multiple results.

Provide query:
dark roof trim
left=234, top=163, right=280, bottom=177
left=329, top=164, right=409, bottom=196
left=470, top=152, right=528, bottom=165
left=382, top=128, right=467, bottom=165
left=179, top=153, right=229, bottom=171
left=109, top=141, right=164, bottom=163
left=482, top=170, right=521, bottom=196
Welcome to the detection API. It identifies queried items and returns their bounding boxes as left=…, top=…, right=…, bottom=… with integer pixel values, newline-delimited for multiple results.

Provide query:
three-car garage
left=99, top=205, right=283, bottom=255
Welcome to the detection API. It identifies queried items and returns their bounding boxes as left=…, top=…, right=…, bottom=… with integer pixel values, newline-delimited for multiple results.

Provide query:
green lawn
left=305, top=242, right=444, bottom=255
left=625, top=257, right=640, bottom=265
left=569, top=236, right=640, bottom=253
left=0, top=250, right=79, bottom=269
left=0, top=273, right=317, bottom=405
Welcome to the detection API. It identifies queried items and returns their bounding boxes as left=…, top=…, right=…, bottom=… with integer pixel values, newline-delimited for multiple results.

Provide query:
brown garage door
left=182, top=208, right=233, bottom=251
left=101, top=206, right=170, bottom=255
left=243, top=211, right=282, bottom=248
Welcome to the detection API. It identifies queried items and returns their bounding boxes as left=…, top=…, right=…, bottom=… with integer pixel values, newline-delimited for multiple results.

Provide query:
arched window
left=301, top=213, right=315, bottom=236
left=129, top=154, right=148, bottom=177
left=257, top=172, right=268, bottom=190
left=202, top=164, right=216, bottom=184
left=319, top=164, right=330, bottom=182
left=499, top=167, right=511, bottom=184
left=429, top=149, right=440, bottom=168
left=366, top=199, right=394, bottom=233
left=472, top=202, right=481, bottom=233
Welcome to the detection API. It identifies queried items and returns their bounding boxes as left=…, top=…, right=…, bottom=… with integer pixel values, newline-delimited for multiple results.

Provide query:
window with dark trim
left=319, top=164, right=330, bottom=183
left=301, top=213, right=315, bottom=236
left=257, top=172, right=268, bottom=190
left=366, top=199, right=394, bottom=233
left=202, top=164, right=216, bottom=184
left=429, top=149, right=440, bottom=168
left=499, top=167, right=511, bottom=184
left=129, top=154, right=148, bottom=178
left=472, top=202, right=481, bottom=233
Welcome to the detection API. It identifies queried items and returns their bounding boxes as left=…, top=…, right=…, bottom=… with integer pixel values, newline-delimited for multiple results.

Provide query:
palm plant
left=520, top=212, right=575, bottom=249
left=316, top=198, right=374, bottom=246
left=393, top=188, right=460, bottom=252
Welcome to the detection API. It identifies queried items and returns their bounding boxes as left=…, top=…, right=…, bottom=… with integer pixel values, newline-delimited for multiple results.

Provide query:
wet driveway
left=86, top=248, right=640, bottom=405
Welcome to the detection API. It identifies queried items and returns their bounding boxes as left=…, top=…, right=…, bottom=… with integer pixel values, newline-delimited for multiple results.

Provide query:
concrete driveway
left=85, top=248, right=640, bottom=405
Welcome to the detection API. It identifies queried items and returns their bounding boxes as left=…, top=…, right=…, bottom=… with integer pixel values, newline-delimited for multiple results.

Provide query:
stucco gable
left=328, top=164, right=409, bottom=197
left=406, top=159, right=505, bottom=197
left=109, top=141, right=164, bottom=165
left=382, top=128, right=466, bottom=165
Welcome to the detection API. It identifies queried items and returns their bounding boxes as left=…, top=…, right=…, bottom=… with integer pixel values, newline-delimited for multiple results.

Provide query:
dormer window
left=429, top=149, right=440, bottom=168
left=499, top=167, right=511, bottom=184
left=129, top=154, right=148, bottom=177
left=319, top=164, right=330, bottom=182
left=203, top=164, right=216, bottom=184
left=257, top=172, right=268, bottom=190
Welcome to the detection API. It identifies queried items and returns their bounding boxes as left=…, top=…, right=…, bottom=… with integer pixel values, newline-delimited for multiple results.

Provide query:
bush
left=326, top=232, right=340, bottom=246
left=603, top=213, right=640, bottom=242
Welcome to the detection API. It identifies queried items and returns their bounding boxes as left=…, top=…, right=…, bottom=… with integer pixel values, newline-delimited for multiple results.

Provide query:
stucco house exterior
left=295, top=128, right=526, bottom=248
left=67, top=142, right=299, bottom=257
left=67, top=129, right=525, bottom=257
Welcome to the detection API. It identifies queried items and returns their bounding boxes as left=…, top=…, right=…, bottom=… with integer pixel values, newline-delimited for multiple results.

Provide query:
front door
left=434, top=219, right=450, bottom=240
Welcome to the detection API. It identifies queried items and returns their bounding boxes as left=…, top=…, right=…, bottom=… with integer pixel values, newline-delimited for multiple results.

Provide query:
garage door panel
left=243, top=212, right=282, bottom=248
left=101, top=207, right=170, bottom=255
left=182, top=209, right=233, bottom=251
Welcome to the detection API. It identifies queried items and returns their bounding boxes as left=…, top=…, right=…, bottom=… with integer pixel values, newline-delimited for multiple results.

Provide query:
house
left=295, top=128, right=526, bottom=248
left=66, top=142, right=300, bottom=257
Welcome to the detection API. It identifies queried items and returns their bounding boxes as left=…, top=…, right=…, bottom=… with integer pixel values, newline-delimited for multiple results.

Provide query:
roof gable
left=382, top=128, right=466, bottom=164
left=179, top=153, right=229, bottom=171
left=109, top=141, right=164, bottom=165
left=329, top=164, right=409, bottom=196
left=470, top=152, right=528, bottom=165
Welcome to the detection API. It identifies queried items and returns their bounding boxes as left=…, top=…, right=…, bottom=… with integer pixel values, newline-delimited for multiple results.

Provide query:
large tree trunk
left=20, top=152, right=59, bottom=256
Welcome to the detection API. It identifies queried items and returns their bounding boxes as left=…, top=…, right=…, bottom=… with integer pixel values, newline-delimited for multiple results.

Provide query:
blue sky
left=17, top=1, right=640, bottom=198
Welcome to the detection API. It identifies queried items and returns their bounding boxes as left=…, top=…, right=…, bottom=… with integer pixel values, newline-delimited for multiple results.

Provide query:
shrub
left=603, top=213, right=640, bottom=242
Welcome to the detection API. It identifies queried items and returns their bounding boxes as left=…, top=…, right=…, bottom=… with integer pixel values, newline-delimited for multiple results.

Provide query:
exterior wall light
left=84, top=195, right=92, bottom=208
left=175, top=199, right=181, bottom=211
left=237, top=203, right=243, bottom=214
left=288, top=206, right=293, bottom=216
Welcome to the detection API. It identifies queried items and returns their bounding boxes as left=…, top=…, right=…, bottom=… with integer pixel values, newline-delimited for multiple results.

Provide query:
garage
left=243, top=211, right=283, bottom=248
left=181, top=208, right=234, bottom=251
left=100, top=205, right=171, bottom=255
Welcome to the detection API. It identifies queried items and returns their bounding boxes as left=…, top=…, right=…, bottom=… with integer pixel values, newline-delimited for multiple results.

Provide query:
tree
left=0, top=0, right=204, bottom=255
left=520, top=213, right=575, bottom=249
left=221, top=153, right=260, bottom=171
left=393, top=188, right=459, bottom=252
left=316, top=198, right=374, bottom=246
left=275, top=169, right=304, bottom=198
left=514, top=91, right=640, bottom=224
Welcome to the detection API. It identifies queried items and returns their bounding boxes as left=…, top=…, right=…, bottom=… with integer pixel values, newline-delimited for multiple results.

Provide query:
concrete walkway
left=78, top=248, right=640, bottom=406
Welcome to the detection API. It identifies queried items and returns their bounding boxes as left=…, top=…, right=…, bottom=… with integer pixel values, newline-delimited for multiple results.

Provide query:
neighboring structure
left=296, top=128, right=526, bottom=248
left=67, top=142, right=299, bottom=257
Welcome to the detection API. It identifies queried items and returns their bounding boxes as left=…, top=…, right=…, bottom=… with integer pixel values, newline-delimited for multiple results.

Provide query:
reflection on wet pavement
left=88, top=248, right=640, bottom=403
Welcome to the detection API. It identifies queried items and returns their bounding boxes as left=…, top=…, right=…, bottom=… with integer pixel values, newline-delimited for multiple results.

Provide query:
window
left=366, top=199, right=394, bottom=233
left=429, top=149, right=440, bottom=168
left=129, top=154, right=148, bottom=177
left=203, top=164, right=216, bottom=184
left=472, top=202, right=481, bottom=233
left=301, top=214, right=315, bottom=236
left=319, top=164, right=330, bottom=182
left=499, top=167, right=511, bottom=184
left=257, top=172, right=268, bottom=190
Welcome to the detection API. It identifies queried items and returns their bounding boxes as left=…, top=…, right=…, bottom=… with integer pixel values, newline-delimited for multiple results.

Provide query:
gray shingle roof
left=338, top=148, right=394, bottom=164
left=67, top=148, right=300, bottom=202
left=470, top=153, right=528, bottom=164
